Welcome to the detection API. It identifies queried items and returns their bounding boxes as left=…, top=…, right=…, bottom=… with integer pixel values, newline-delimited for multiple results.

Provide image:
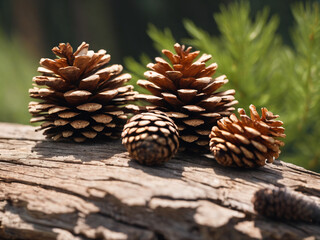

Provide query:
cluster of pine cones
left=30, top=42, right=320, bottom=224
left=29, top=42, right=285, bottom=167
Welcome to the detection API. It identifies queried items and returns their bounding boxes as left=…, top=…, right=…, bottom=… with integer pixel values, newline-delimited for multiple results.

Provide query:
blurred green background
left=0, top=0, right=319, bottom=171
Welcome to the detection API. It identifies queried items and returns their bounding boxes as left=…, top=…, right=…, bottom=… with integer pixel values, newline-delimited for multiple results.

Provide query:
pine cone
left=252, top=187, right=320, bottom=223
left=29, top=42, right=136, bottom=142
left=209, top=104, right=285, bottom=167
left=122, top=111, right=179, bottom=165
left=136, top=43, right=237, bottom=152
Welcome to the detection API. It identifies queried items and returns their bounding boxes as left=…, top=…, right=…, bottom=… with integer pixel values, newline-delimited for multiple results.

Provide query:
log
left=0, top=122, right=319, bottom=240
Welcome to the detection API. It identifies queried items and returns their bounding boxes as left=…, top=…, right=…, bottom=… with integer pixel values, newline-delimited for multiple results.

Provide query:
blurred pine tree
left=0, top=31, right=36, bottom=124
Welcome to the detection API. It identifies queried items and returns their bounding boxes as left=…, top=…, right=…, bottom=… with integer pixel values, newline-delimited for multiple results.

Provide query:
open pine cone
left=122, top=110, right=179, bottom=165
left=29, top=42, right=136, bottom=142
left=209, top=104, right=285, bottom=167
left=136, top=43, right=237, bottom=152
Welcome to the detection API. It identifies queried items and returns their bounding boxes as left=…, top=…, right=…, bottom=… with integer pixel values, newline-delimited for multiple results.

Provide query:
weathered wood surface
left=0, top=122, right=319, bottom=240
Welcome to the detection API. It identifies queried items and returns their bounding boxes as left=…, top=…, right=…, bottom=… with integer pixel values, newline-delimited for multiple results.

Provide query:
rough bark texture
left=0, top=122, right=319, bottom=240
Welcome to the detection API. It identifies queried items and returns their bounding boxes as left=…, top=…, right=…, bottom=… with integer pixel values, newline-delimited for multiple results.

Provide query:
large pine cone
left=29, top=42, right=136, bottom=142
left=209, top=104, right=285, bottom=167
left=136, top=43, right=237, bottom=152
left=252, top=187, right=320, bottom=223
left=122, top=111, right=179, bottom=165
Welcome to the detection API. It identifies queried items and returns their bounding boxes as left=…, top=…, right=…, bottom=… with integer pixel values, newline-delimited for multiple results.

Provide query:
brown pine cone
left=252, top=187, right=320, bottom=223
left=136, top=43, right=237, bottom=152
left=122, top=111, right=179, bottom=165
left=209, top=104, right=285, bottom=167
left=29, top=42, right=136, bottom=142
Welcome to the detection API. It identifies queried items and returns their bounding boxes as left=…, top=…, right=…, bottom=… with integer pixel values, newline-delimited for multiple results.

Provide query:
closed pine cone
left=29, top=42, right=136, bottom=142
left=209, top=104, right=285, bottom=167
left=252, top=187, right=320, bottom=223
left=136, top=43, right=237, bottom=152
left=122, top=111, right=179, bottom=165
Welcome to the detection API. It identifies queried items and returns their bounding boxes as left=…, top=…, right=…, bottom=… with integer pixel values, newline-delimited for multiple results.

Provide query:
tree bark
left=0, top=122, right=319, bottom=240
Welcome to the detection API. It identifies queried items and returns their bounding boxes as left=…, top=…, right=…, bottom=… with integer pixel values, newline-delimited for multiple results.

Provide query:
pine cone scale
left=162, top=93, right=183, bottom=106
left=145, top=72, right=177, bottom=91
left=166, top=71, right=183, bottom=80
left=73, top=55, right=91, bottom=69
left=54, top=119, right=69, bottom=126
left=78, top=75, right=100, bottom=91
left=76, top=103, right=102, bottom=112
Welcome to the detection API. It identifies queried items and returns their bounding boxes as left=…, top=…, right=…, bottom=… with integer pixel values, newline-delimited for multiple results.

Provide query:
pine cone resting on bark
left=29, top=42, right=136, bottom=142
left=122, top=111, right=179, bottom=165
left=136, top=43, right=237, bottom=152
left=209, top=104, right=285, bottom=167
left=252, top=187, right=320, bottom=223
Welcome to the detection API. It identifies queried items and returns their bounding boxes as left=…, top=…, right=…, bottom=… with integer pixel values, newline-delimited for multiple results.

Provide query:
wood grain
left=0, top=122, right=319, bottom=240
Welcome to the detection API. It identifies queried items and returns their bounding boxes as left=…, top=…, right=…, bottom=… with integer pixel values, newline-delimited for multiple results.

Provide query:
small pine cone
left=136, top=43, right=237, bottom=152
left=121, top=111, right=179, bottom=165
left=209, top=104, right=285, bottom=167
left=29, top=42, right=136, bottom=142
left=252, top=187, right=320, bottom=223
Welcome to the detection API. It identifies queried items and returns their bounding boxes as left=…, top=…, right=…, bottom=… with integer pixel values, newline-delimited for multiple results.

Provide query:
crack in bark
left=286, top=164, right=320, bottom=177
left=293, top=185, right=320, bottom=198
left=0, top=159, right=61, bottom=169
